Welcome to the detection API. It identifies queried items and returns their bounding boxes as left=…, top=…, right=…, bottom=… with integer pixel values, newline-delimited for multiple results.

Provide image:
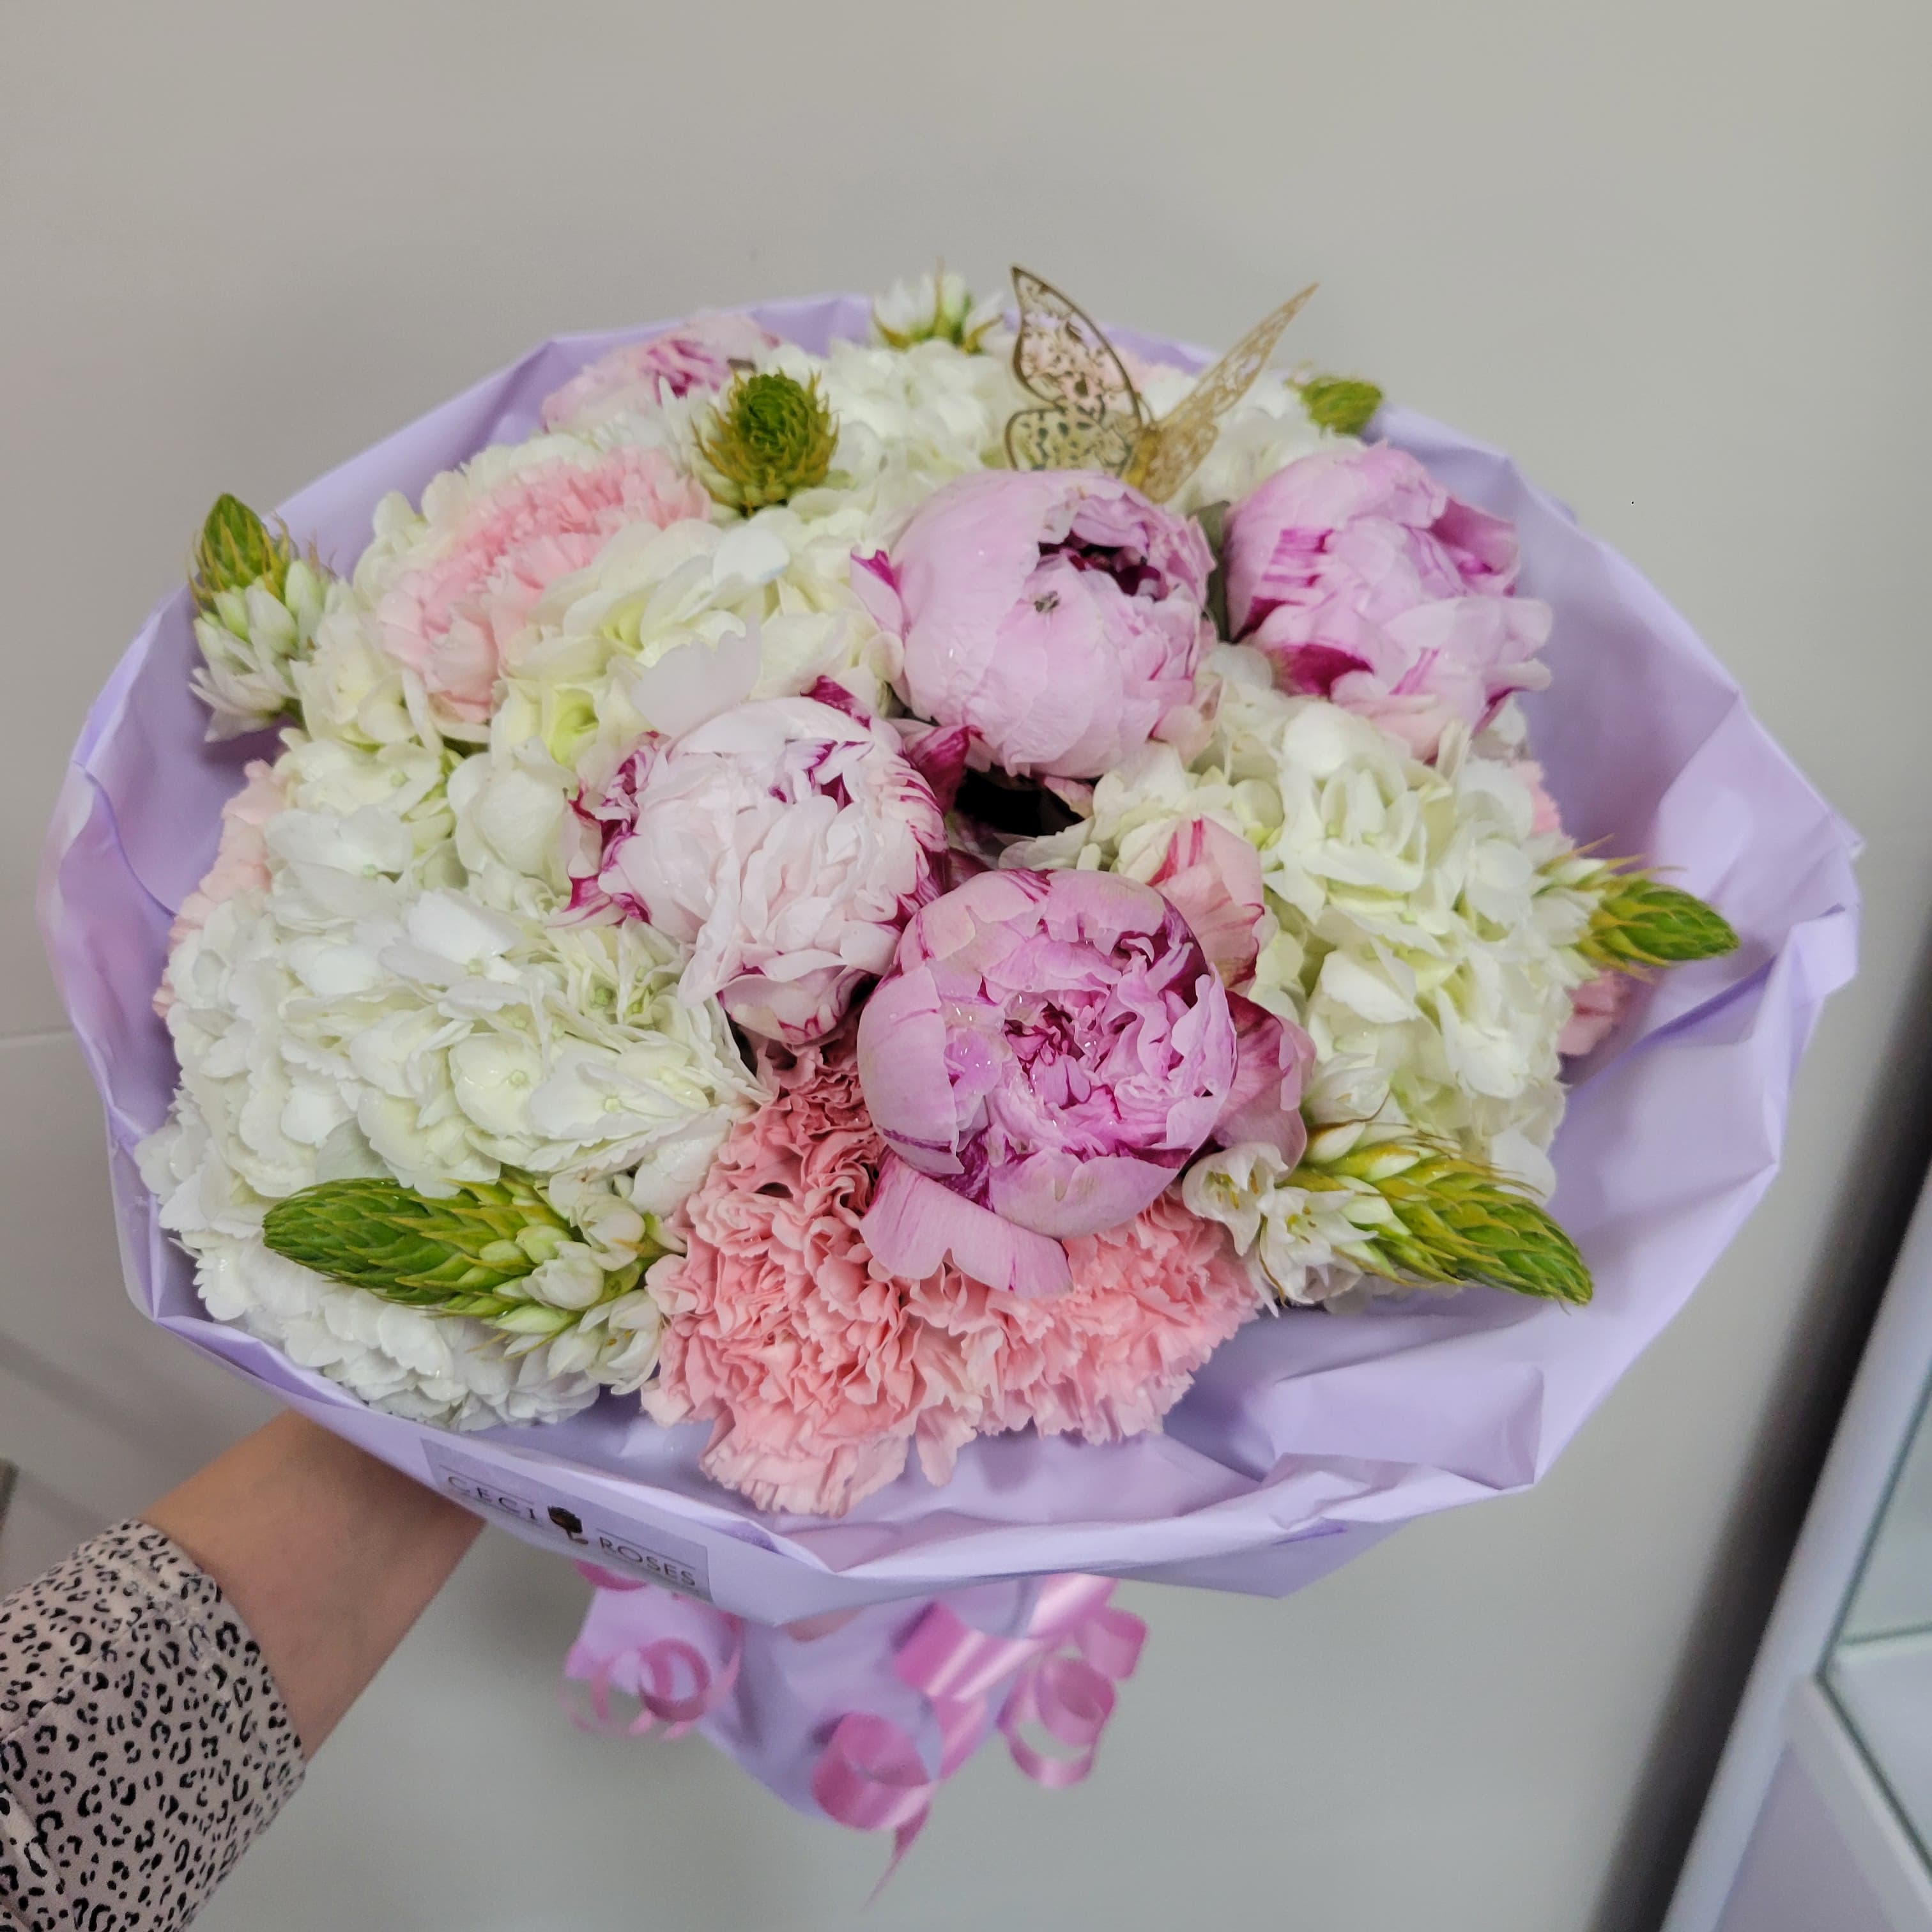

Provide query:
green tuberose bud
left=261, top=1173, right=667, bottom=1358
left=873, top=268, right=1000, bottom=353
left=1577, top=866, right=1739, bottom=974
left=1298, top=376, right=1384, bottom=438
left=1295, top=1133, right=1591, bottom=1305
left=191, top=494, right=295, bottom=613
left=695, top=370, right=838, bottom=511
left=187, top=494, right=337, bottom=736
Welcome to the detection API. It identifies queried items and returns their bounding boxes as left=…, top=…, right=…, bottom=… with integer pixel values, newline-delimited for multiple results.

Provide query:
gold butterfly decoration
left=1004, top=267, right=1317, bottom=503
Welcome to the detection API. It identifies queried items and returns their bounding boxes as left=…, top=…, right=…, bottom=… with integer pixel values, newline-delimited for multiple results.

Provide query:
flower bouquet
left=42, top=267, right=1857, bottom=1843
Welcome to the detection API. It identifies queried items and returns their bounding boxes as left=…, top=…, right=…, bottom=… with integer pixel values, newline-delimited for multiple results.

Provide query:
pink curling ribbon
left=565, top=1563, right=743, bottom=1742
left=810, top=1573, right=1146, bottom=1883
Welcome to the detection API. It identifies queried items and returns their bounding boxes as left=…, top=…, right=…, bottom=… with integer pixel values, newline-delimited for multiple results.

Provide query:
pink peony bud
left=855, top=868, right=1237, bottom=1296
left=568, top=696, right=945, bottom=1046
left=1222, top=443, right=1552, bottom=760
left=1144, top=816, right=1268, bottom=984
left=854, top=470, right=1214, bottom=782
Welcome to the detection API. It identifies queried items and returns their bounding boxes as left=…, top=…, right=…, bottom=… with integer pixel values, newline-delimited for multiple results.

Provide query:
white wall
left=3, top=4, right=1928, bottom=1927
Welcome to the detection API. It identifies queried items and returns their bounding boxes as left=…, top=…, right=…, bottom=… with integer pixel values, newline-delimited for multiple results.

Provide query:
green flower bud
left=262, top=1172, right=673, bottom=1361
left=190, top=494, right=295, bottom=613
left=1298, top=376, right=1384, bottom=438
left=694, top=370, right=838, bottom=511
left=1575, top=865, right=1739, bottom=974
left=187, top=494, right=337, bottom=736
left=1294, top=1135, right=1592, bottom=1305
left=873, top=268, right=1000, bottom=353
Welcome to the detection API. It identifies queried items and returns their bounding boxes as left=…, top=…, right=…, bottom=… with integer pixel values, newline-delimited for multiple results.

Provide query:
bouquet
left=43, top=266, right=1857, bottom=1844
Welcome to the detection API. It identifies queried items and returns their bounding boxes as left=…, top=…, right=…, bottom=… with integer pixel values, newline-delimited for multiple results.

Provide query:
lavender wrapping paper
left=40, top=295, right=1859, bottom=1629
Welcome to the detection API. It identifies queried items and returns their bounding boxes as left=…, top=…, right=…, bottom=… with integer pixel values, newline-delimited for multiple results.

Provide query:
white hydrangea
left=1011, top=647, right=1593, bottom=1193
left=143, top=730, right=763, bottom=1427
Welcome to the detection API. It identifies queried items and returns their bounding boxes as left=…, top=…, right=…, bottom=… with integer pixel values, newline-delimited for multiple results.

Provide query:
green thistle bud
left=694, top=370, right=838, bottom=511
left=190, top=494, right=295, bottom=613
left=1576, top=866, right=1739, bottom=974
left=1298, top=376, right=1384, bottom=438
left=261, top=1173, right=670, bottom=1359
left=1296, top=1136, right=1592, bottom=1305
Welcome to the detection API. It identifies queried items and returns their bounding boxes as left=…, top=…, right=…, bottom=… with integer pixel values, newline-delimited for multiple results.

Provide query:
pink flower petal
left=988, top=1147, right=1178, bottom=1239
left=859, top=1156, right=1072, bottom=1298
left=1213, top=994, right=1314, bottom=1163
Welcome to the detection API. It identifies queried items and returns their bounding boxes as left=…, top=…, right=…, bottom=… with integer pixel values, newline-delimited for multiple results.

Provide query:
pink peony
left=567, top=696, right=945, bottom=1046
left=855, top=869, right=1236, bottom=1298
left=155, top=760, right=286, bottom=1015
left=539, top=314, right=779, bottom=431
left=1222, top=443, right=1552, bottom=760
left=854, top=469, right=1213, bottom=781
left=375, top=444, right=707, bottom=723
left=645, top=1037, right=1259, bottom=1517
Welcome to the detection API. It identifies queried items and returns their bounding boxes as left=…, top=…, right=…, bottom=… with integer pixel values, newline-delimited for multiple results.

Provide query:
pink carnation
left=375, top=445, right=707, bottom=724
left=951, top=1193, right=1260, bottom=1443
left=644, top=1037, right=1257, bottom=1518
left=1223, top=443, right=1551, bottom=760
left=539, top=314, right=778, bottom=431
left=643, top=1039, right=979, bottom=1518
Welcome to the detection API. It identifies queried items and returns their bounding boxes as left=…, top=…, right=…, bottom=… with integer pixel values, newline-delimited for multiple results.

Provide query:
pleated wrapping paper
left=41, top=296, right=1859, bottom=1636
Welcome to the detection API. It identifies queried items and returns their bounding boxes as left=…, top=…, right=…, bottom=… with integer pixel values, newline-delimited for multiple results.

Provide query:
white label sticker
left=425, top=1444, right=712, bottom=1601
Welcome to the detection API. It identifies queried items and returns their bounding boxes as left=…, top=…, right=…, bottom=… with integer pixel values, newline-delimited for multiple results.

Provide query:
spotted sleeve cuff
left=0, top=1520, right=304, bottom=1931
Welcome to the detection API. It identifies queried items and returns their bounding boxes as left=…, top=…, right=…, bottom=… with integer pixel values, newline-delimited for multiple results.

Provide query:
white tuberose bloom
left=194, top=558, right=347, bottom=740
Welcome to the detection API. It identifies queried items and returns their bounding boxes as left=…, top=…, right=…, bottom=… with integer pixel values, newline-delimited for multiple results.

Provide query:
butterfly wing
left=1004, top=267, right=1147, bottom=476
left=1123, top=284, right=1317, bottom=502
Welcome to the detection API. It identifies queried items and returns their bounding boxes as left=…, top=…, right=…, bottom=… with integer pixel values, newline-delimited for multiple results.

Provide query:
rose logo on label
left=425, top=1445, right=712, bottom=1601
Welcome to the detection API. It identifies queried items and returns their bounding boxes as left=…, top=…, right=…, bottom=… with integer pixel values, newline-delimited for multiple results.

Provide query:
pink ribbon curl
left=565, top=1561, right=743, bottom=1742
left=811, top=1573, right=1146, bottom=1885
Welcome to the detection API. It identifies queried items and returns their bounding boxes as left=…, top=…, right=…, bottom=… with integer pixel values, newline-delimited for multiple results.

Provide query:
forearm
left=142, top=1411, right=481, bottom=1756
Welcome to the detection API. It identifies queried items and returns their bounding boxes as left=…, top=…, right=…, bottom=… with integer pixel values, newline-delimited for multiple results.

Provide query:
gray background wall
left=3, top=3, right=1928, bottom=1927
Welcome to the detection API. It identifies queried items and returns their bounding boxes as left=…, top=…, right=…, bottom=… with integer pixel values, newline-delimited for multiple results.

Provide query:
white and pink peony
left=567, top=694, right=946, bottom=1045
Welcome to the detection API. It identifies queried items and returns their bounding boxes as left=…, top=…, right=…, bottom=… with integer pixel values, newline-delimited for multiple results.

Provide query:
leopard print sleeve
left=0, top=1521, right=305, bottom=1931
